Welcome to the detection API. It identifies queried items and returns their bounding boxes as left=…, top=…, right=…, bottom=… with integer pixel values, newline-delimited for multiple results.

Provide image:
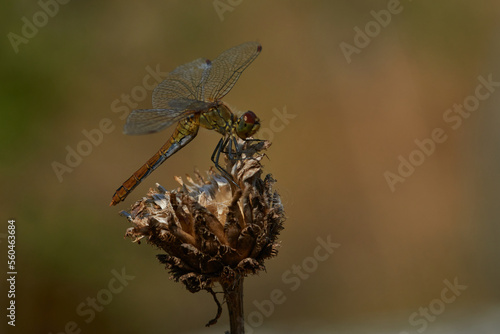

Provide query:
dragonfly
left=110, top=41, right=262, bottom=206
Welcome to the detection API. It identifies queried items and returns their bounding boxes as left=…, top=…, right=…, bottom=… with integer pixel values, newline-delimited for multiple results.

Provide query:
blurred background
left=2, top=0, right=500, bottom=333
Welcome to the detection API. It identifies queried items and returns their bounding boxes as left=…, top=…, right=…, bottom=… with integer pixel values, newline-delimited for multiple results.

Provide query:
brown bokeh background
left=2, top=1, right=500, bottom=333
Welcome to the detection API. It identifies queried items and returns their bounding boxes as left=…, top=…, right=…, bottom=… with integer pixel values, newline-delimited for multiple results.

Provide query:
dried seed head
left=121, top=140, right=285, bottom=293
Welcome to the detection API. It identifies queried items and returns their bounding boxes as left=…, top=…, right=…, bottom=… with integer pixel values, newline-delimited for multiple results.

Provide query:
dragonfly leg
left=216, top=135, right=246, bottom=161
left=211, top=136, right=264, bottom=186
left=211, top=137, right=235, bottom=181
left=225, top=136, right=238, bottom=160
left=211, top=137, right=226, bottom=165
left=210, top=137, right=231, bottom=176
left=218, top=136, right=242, bottom=160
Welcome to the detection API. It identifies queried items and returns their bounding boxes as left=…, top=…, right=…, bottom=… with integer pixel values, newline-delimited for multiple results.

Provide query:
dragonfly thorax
left=199, top=104, right=234, bottom=134
left=199, top=104, right=260, bottom=140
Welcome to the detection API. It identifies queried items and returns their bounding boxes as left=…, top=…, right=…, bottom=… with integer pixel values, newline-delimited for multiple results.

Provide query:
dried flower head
left=120, top=140, right=285, bottom=328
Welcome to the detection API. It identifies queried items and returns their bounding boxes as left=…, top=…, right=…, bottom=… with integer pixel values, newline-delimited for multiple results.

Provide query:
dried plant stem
left=122, top=140, right=285, bottom=332
left=222, top=276, right=245, bottom=334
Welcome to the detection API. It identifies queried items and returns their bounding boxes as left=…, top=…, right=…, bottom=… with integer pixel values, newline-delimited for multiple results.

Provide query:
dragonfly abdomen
left=110, top=120, right=200, bottom=206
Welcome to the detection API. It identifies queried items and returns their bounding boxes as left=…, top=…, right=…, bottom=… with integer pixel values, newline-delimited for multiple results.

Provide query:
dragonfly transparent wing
left=152, top=42, right=261, bottom=107
left=123, top=108, right=197, bottom=135
left=201, top=41, right=261, bottom=101
left=152, top=58, right=211, bottom=109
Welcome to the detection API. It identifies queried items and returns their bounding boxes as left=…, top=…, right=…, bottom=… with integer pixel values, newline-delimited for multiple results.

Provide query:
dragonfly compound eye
left=243, top=111, right=257, bottom=124
left=236, top=111, right=260, bottom=139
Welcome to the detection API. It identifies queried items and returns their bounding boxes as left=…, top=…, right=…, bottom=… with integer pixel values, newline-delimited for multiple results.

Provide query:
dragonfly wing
left=123, top=108, right=195, bottom=135
left=201, top=41, right=261, bottom=101
left=152, top=58, right=211, bottom=108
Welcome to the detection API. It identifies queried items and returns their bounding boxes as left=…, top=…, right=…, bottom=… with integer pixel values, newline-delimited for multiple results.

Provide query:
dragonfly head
left=236, top=111, right=260, bottom=139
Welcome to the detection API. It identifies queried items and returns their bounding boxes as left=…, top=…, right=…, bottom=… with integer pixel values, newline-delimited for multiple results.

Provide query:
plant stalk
left=222, top=275, right=245, bottom=334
